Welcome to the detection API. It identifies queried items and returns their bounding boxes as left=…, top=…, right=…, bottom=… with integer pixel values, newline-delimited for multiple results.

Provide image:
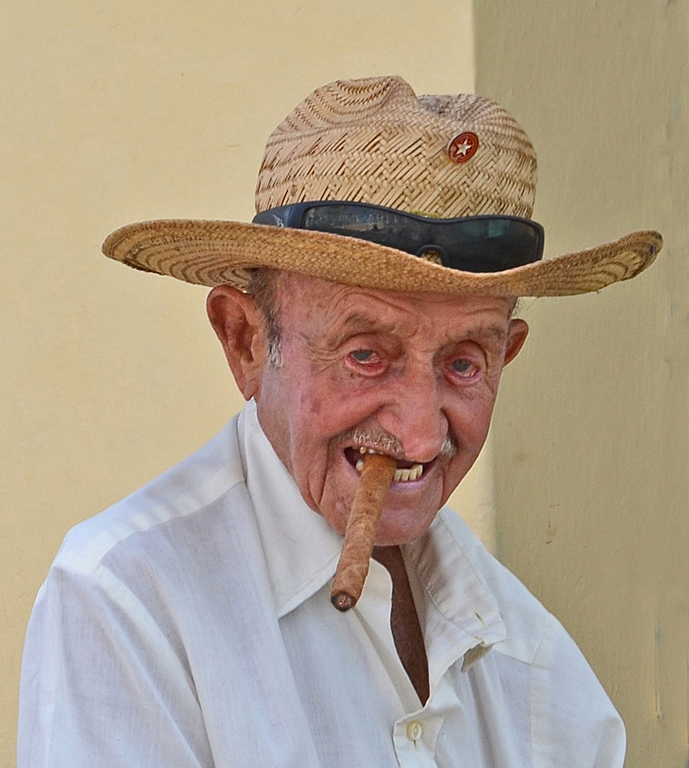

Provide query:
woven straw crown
left=102, top=75, right=661, bottom=297
left=255, top=77, right=537, bottom=219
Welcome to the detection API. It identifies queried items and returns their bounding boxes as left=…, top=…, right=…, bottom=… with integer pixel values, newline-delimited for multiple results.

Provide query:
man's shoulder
left=54, top=418, right=247, bottom=577
left=436, top=510, right=624, bottom=761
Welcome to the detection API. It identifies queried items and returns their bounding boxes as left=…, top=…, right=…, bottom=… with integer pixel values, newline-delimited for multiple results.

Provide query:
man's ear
left=206, top=285, right=267, bottom=400
left=503, top=318, right=529, bottom=366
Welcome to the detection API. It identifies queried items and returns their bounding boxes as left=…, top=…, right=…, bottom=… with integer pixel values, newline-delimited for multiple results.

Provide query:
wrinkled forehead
left=273, top=269, right=516, bottom=316
left=269, top=270, right=517, bottom=344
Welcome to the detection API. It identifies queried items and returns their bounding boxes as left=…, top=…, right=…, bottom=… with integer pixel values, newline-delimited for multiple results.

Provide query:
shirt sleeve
left=18, top=562, right=215, bottom=768
left=530, top=612, right=626, bottom=768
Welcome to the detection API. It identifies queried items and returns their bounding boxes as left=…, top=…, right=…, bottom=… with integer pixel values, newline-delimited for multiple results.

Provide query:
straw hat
left=102, top=76, right=661, bottom=297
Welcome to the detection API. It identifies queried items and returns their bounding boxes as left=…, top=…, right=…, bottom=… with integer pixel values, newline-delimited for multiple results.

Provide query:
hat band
left=252, top=201, right=545, bottom=273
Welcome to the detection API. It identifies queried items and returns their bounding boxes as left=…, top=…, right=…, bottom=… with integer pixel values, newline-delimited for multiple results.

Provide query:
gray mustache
left=338, top=427, right=457, bottom=461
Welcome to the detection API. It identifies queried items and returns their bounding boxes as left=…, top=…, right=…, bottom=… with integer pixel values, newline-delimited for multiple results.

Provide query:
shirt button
left=406, top=721, right=423, bottom=742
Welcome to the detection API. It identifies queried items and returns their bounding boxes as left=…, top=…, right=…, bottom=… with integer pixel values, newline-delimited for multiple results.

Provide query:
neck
left=372, top=546, right=429, bottom=704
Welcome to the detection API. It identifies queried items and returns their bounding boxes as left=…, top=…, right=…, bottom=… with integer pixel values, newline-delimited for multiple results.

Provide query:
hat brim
left=102, top=219, right=661, bottom=298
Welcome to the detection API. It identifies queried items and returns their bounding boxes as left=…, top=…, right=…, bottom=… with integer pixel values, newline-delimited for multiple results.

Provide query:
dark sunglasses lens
left=437, top=219, right=542, bottom=272
left=303, top=206, right=541, bottom=271
left=302, top=205, right=416, bottom=247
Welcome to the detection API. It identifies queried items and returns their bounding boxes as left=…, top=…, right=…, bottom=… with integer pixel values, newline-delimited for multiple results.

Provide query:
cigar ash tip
left=331, top=591, right=356, bottom=612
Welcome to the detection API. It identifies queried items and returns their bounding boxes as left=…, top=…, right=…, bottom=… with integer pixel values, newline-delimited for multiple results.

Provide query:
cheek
left=290, top=375, right=334, bottom=427
left=297, top=389, right=326, bottom=422
left=448, top=389, right=497, bottom=447
left=303, top=371, right=375, bottom=428
left=289, top=378, right=354, bottom=459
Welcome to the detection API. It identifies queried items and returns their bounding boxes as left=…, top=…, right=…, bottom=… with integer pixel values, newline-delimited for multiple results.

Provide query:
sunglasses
left=252, top=201, right=544, bottom=273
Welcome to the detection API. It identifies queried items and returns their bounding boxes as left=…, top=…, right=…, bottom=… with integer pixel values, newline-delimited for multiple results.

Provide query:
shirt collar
left=403, top=514, right=507, bottom=677
left=236, top=400, right=506, bottom=669
left=238, top=400, right=344, bottom=618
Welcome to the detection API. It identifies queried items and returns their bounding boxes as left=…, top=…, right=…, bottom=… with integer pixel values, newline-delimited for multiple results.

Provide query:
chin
left=372, top=504, right=442, bottom=547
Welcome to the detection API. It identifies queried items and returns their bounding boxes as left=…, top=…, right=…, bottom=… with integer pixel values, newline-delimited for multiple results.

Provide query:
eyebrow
left=464, top=325, right=508, bottom=345
left=340, top=313, right=396, bottom=334
left=322, top=313, right=396, bottom=348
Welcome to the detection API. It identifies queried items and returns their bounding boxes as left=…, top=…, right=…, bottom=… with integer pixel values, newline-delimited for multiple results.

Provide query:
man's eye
left=350, top=349, right=376, bottom=363
left=452, top=358, right=477, bottom=377
left=345, top=348, right=387, bottom=376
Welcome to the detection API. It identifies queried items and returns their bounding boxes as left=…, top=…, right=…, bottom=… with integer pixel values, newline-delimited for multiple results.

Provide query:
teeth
left=352, top=450, right=424, bottom=482
left=393, top=464, right=424, bottom=483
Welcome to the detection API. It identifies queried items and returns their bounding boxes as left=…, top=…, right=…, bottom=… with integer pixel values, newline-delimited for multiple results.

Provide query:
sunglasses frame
left=252, top=200, right=545, bottom=273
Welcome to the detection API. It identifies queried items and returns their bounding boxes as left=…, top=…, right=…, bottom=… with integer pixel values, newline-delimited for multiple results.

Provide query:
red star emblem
left=447, top=131, right=479, bottom=164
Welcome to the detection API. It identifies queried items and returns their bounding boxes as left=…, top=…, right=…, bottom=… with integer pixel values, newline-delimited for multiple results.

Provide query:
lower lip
left=388, top=473, right=431, bottom=492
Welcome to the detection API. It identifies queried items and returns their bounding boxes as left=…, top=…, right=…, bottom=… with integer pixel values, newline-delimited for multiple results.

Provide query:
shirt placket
left=392, top=675, right=462, bottom=767
left=358, top=562, right=471, bottom=767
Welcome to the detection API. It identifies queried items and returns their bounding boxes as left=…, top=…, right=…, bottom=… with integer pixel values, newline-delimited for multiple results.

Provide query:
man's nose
left=373, top=366, right=450, bottom=463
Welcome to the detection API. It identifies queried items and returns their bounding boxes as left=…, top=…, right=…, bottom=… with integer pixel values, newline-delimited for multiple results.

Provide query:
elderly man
left=18, top=76, right=660, bottom=767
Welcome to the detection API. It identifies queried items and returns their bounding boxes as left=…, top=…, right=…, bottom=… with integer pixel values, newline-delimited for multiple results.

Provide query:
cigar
left=331, top=453, right=397, bottom=612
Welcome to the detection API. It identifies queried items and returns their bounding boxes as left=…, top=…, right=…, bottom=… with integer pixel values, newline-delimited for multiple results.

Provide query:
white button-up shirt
left=18, top=401, right=625, bottom=767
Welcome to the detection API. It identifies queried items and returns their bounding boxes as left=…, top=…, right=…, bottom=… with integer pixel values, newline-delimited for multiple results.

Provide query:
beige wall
left=475, top=1, right=689, bottom=766
left=1, top=1, right=475, bottom=763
